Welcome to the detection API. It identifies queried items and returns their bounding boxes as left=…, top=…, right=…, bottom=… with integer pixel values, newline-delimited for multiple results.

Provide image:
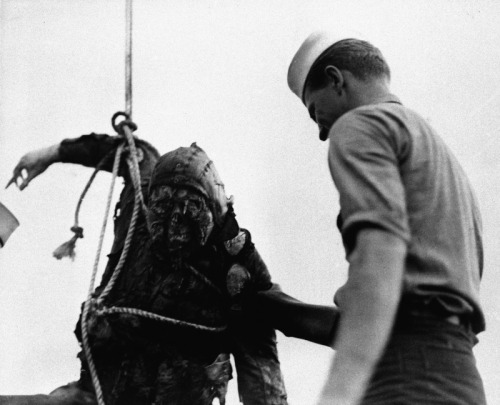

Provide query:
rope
left=81, top=143, right=124, bottom=405
left=80, top=119, right=153, bottom=404
left=88, top=144, right=124, bottom=299
left=122, top=124, right=150, bottom=227
left=186, top=265, right=223, bottom=296
left=53, top=149, right=116, bottom=260
left=125, top=0, right=133, bottom=117
left=80, top=1, right=132, bottom=402
left=110, top=113, right=149, bottom=229
left=74, top=169, right=100, bottom=228
left=97, top=169, right=141, bottom=302
left=99, top=306, right=227, bottom=333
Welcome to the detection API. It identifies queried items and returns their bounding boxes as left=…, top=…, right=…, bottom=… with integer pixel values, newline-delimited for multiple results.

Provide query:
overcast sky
left=1, top=1, right=500, bottom=403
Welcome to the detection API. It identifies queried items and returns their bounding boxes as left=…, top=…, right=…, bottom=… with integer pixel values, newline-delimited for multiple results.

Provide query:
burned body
left=82, top=145, right=240, bottom=404
left=3, top=135, right=287, bottom=405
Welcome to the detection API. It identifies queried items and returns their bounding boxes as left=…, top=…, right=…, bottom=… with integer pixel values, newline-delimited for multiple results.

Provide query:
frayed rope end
left=53, top=226, right=84, bottom=261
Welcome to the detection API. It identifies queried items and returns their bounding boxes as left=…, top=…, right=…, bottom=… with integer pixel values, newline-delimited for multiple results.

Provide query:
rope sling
left=50, top=2, right=225, bottom=403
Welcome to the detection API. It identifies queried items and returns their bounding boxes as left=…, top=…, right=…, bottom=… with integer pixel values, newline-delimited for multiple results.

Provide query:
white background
left=1, top=1, right=500, bottom=403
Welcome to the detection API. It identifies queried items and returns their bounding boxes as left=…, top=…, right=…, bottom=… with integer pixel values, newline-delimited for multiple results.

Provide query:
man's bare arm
left=6, top=144, right=61, bottom=190
left=317, top=228, right=406, bottom=405
left=6, top=134, right=129, bottom=190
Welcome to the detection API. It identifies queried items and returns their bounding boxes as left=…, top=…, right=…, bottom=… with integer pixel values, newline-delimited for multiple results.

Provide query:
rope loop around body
left=98, top=306, right=227, bottom=333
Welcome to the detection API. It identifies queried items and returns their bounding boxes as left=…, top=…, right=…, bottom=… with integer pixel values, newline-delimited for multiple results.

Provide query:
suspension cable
left=125, top=0, right=133, bottom=118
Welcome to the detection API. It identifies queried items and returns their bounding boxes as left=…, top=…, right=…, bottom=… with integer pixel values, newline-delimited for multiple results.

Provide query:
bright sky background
left=1, top=1, right=500, bottom=404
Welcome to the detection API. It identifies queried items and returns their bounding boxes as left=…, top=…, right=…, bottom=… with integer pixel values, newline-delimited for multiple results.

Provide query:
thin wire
left=125, top=0, right=133, bottom=118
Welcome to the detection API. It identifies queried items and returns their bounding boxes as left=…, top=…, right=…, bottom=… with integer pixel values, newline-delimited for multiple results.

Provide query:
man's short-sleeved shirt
left=328, top=95, right=485, bottom=333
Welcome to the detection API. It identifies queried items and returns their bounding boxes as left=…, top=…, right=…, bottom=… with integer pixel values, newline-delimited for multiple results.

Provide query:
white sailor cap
left=287, top=31, right=357, bottom=103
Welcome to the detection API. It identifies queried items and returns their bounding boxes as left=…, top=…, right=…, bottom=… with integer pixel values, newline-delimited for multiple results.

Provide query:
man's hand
left=6, top=144, right=60, bottom=190
left=226, top=263, right=252, bottom=310
left=49, top=382, right=97, bottom=405
left=85, top=300, right=113, bottom=345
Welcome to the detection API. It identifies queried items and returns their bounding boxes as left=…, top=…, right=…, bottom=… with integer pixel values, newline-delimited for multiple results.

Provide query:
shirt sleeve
left=59, top=133, right=160, bottom=180
left=328, top=108, right=411, bottom=254
left=59, top=133, right=120, bottom=171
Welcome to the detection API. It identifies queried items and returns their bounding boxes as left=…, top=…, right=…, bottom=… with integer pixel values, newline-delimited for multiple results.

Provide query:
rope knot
left=111, top=111, right=137, bottom=135
left=71, top=226, right=84, bottom=239
left=123, top=145, right=144, bottom=163
left=116, top=119, right=138, bottom=135
left=53, top=225, right=85, bottom=261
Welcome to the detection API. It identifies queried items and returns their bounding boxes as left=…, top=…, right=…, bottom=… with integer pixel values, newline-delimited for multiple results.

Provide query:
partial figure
left=0, top=202, right=19, bottom=248
left=3, top=132, right=288, bottom=405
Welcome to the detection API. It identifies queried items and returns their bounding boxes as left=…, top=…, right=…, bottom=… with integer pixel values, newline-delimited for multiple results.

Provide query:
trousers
left=361, top=316, right=486, bottom=405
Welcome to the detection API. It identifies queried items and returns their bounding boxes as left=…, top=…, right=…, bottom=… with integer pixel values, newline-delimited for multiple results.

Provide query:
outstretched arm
left=225, top=225, right=338, bottom=404
left=246, top=284, right=339, bottom=347
left=226, top=229, right=339, bottom=347
left=6, top=134, right=120, bottom=191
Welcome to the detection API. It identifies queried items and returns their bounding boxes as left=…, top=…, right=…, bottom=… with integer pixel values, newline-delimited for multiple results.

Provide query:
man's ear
left=324, top=65, right=344, bottom=94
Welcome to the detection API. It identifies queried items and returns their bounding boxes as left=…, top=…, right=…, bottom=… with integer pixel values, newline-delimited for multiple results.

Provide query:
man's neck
left=347, top=79, right=392, bottom=109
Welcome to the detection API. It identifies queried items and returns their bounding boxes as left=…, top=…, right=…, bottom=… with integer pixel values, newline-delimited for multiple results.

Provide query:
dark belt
left=397, top=306, right=471, bottom=331
left=407, top=309, right=460, bottom=325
